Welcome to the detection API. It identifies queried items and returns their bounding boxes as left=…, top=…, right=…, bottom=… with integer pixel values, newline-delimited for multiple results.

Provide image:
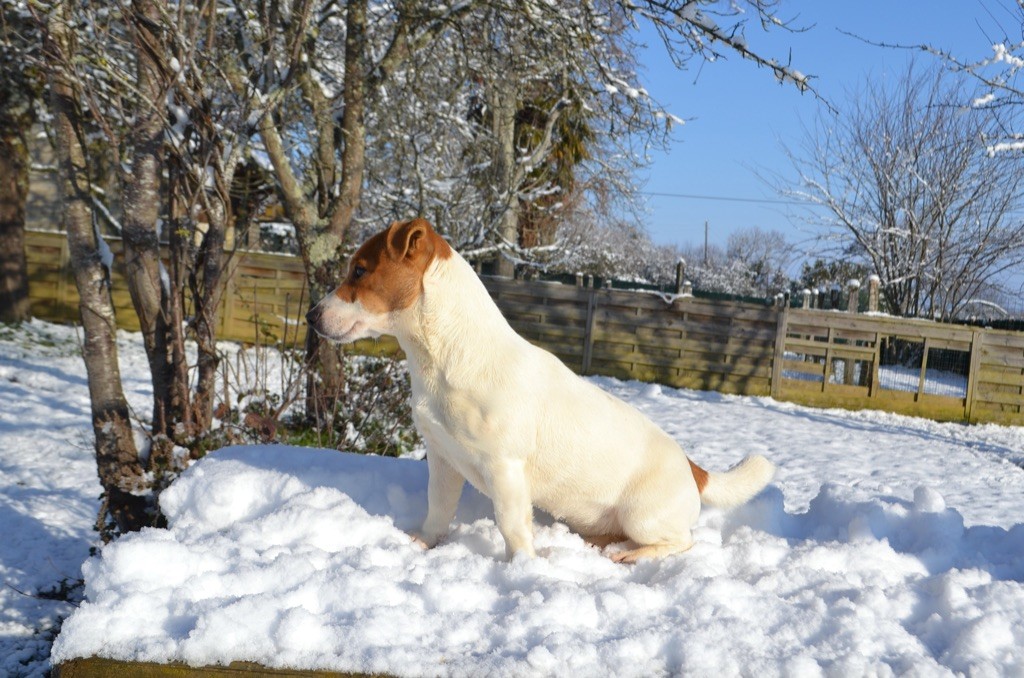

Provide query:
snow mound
left=52, top=446, right=1024, bottom=676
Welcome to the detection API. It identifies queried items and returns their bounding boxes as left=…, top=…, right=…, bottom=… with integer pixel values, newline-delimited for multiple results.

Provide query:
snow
left=3, top=321, right=1024, bottom=676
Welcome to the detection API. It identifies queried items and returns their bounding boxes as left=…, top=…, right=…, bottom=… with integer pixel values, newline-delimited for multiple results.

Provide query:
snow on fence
left=24, top=229, right=1024, bottom=426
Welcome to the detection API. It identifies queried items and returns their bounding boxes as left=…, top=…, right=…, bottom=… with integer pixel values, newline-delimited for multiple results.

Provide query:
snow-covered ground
left=3, top=320, right=1024, bottom=676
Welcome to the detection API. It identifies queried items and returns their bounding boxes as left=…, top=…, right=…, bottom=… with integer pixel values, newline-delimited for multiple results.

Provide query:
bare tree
left=45, top=0, right=149, bottom=533
left=899, top=1, right=1024, bottom=157
left=231, top=0, right=484, bottom=414
left=782, top=63, right=1024, bottom=319
left=364, top=0, right=820, bottom=274
left=28, top=0, right=267, bottom=533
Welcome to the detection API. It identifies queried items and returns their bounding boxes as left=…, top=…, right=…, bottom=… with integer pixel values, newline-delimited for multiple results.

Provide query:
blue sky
left=634, top=0, right=1018, bottom=254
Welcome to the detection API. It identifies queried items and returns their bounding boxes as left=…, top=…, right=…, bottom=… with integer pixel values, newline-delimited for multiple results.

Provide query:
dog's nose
left=305, top=306, right=322, bottom=326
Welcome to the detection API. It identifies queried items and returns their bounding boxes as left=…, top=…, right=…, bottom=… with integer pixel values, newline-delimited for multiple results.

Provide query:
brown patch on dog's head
left=335, top=218, right=452, bottom=314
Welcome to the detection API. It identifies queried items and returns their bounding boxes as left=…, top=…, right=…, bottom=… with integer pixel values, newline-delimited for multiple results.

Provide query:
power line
left=640, top=190, right=805, bottom=206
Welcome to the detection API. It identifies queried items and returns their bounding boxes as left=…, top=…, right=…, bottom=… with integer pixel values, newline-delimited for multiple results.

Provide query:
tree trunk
left=190, top=208, right=226, bottom=434
left=0, top=66, right=33, bottom=323
left=122, top=0, right=175, bottom=437
left=47, top=3, right=149, bottom=534
left=489, top=74, right=520, bottom=278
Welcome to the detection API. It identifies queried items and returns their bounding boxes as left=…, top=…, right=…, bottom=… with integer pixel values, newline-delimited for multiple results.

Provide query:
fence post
left=867, top=275, right=880, bottom=313
left=965, top=329, right=984, bottom=423
left=58, top=232, right=71, bottom=313
left=220, top=255, right=238, bottom=338
left=802, top=289, right=811, bottom=309
left=581, top=288, right=597, bottom=375
left=847, top=279, right=860, bottom=313
left=675, top=260, right=685, bottom=294
left=770, top=304, right=789, bottom=399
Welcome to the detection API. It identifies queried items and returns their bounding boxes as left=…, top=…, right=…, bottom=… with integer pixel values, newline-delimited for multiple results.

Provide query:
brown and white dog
left=306, top=218, right=775, bottom=563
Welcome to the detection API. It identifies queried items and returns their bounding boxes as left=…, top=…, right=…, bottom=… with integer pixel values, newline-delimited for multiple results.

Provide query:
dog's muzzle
left=305, top=305, right=324, bottom=332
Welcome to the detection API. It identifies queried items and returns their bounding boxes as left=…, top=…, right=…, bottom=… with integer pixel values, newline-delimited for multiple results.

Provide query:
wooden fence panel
left=588, top=291, right=776, bottom=395
left=22, top=229, right=1024, bottom=426
left=775, top=309, right=979, bottom=422
left=971, top=330, right=1024, bottom=425
left=483, top=277, right=590, bottom=372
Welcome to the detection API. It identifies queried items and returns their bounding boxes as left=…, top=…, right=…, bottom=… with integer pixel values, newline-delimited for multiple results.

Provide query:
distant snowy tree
left=725, top=226, right=795, bottom=294
left=782, top=63, right=1024, bottom=319
left=549, top=217, right=680, bottom=284
left=674, top=226, right=794, bottom=297
left=797, top=257, right=871, bottom=294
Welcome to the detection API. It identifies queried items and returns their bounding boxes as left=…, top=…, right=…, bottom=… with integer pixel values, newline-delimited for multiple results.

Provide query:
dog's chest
left=410, top=372, right=521, bottom=491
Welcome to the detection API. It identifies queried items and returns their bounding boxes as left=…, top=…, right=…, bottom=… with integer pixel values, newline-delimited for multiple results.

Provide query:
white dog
left=307, top=218, right=775, bottom=563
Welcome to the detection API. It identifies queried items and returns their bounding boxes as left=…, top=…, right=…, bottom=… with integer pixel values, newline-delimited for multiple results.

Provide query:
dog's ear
left=386, top=218, right=434, bottom=262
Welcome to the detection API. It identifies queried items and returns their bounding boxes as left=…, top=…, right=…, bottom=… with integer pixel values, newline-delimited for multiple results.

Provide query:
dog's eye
left=352, top=265, right=367, bottom=280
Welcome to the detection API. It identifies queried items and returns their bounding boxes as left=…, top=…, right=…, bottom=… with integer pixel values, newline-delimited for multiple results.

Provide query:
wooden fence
left=26, top=229, right=310, bottom=346
left=774, top=308, right=1024, bottom=426
left=24, top=229, right=1024, bottom=426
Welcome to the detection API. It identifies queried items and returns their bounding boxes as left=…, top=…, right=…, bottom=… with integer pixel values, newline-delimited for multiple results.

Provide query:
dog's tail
left=689, top=455, right=775, bottom=508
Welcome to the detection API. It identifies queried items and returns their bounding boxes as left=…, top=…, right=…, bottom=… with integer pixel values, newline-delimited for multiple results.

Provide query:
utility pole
left=703, top=220, right=709, bottom=265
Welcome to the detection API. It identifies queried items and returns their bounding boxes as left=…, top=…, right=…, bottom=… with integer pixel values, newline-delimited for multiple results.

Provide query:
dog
left=306, top=218, right=775, bottom=563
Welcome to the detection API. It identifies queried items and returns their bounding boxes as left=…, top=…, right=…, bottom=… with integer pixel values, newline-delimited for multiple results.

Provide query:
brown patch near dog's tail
left=689, top=459, right=709, bottom=494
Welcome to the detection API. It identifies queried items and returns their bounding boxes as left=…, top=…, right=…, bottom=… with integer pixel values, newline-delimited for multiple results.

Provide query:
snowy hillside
left=3, top=321, right=1024, bottom=676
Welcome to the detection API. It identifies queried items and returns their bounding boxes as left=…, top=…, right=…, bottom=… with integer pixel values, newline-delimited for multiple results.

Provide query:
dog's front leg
left=416, top=450, right=465, bottom=548
left=487, top=459, right=536, bottom=559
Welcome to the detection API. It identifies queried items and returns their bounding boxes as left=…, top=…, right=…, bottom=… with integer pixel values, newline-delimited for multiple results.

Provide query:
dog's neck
left=391, top=251, right=518, bottom=389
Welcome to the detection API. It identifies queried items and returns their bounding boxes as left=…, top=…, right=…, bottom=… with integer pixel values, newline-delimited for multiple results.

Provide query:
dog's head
left=306, top=218, right=452, bottom=343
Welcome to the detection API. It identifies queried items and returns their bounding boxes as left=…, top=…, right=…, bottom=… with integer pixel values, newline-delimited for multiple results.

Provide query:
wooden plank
left=53, top=656, right=376, bottom=677
left=976, top=365, right=1024, bottom=387
left=783, top=342, right=828, bottom=359
left=979, top=348, right=1024, bottom=369
left=483, top=277, right=590, bottom=302
left=778, top=378, right=968, bottom=422
left=784, top=337, right=877, bottom=358
left=979, top=340, right=1024, bottom=357
left=787, top=309, right=976, bottom=342
left=589, top=358, right=770, bottom=396
left=968, top=405, right=1024, bottom=426
left=662, top=317, right=776, bottom=341
left=786, top=322, right=831, bottom=339
left=598, top=291, right=777, bottom=322
left=506, top=320, right=587, bottom=341
left=917, top=337, right=931, bottom=397
left=233, top=277, right=308, bottom=291
left=496, top=299, right=589, bottom=323
left=923, top=336, right=972, bottom=352
left=594, top=327, right=773, bottom=355
left=589, top=349, right=773, bottom=379
left=965, top=330, right=983, bottom=422
left=596, top=319, right=775, bottom=343
left=973, top=384, right=1024, bottom=407
left=823, top=381, right=871, bottom=398
left=978, top=330, right=1024, bottom=349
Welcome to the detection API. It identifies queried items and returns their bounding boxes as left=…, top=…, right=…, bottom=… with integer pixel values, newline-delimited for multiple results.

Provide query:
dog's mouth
left=312, top=318, right=379, bottom=345
left=314, top=321, right=363, bottom=344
